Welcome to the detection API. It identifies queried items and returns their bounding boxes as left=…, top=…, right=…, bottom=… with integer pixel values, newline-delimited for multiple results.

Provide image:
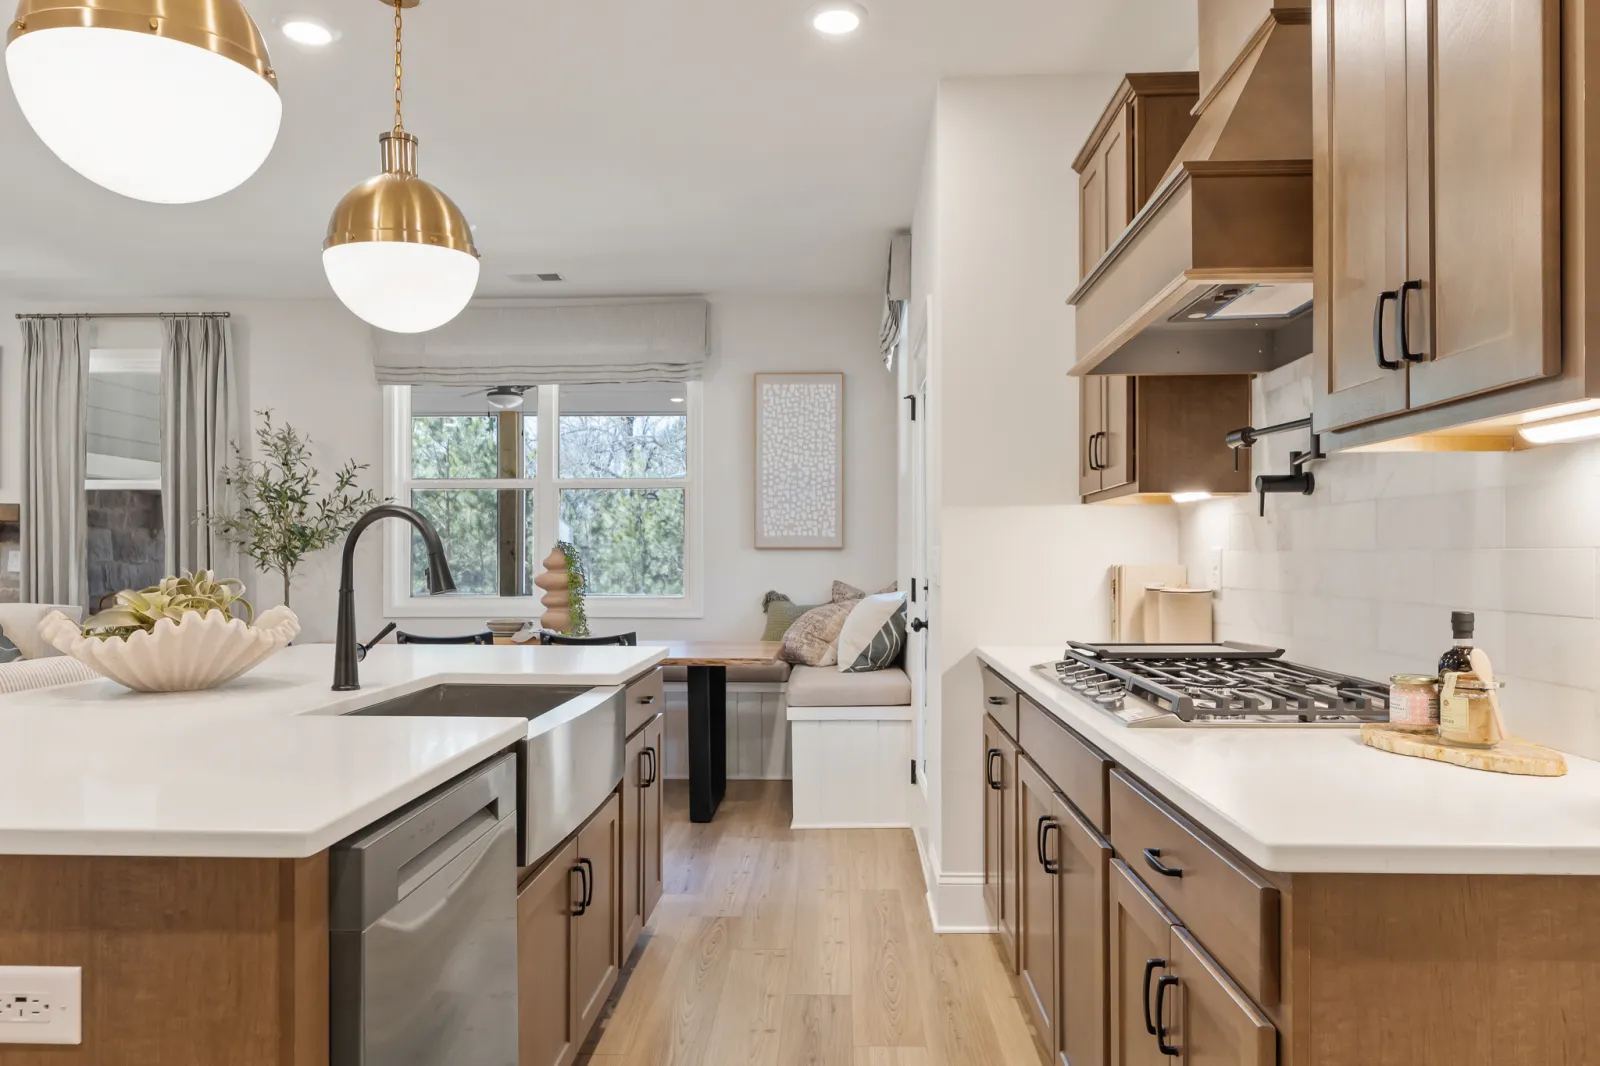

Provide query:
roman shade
left=372, top=299, right=709, bottom=385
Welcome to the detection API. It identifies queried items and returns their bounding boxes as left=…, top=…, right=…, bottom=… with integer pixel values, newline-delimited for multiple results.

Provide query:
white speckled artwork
left=755, top=372, right=844, bottom=549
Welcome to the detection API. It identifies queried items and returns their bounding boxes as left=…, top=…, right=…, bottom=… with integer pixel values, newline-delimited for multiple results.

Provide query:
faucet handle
left=357, top=622, right=397, bottom=662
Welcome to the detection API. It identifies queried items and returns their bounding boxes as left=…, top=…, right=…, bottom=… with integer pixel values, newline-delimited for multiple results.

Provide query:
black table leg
left=687, top=664, right=728, bottom=822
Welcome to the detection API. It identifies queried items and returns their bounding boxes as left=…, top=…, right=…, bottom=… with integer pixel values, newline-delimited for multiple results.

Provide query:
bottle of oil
left=1438, top=611, right=1475, bottom=679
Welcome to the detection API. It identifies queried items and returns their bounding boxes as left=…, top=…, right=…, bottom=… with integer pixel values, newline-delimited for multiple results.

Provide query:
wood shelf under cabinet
left=1079, top=374, right=1253, bottom=503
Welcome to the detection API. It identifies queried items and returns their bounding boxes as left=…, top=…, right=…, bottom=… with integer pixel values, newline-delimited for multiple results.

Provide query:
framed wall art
left=754, top=371, right=843, bottom=549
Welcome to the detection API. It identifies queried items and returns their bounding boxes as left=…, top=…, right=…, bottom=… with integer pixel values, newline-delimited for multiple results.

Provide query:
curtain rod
left=14, top=312, right=230, bottom=320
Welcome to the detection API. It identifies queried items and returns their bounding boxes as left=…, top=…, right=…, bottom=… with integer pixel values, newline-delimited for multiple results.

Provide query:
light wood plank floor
left=579, top=781, right=1043, bottom=1066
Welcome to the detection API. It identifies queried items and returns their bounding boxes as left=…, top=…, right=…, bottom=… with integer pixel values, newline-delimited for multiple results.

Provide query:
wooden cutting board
left=1361, top=724, right=1567, bottom=777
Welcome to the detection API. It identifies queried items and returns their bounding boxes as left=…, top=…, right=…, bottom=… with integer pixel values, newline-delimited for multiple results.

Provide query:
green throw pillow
left=0, top=632, right=19, bottom=665
left=760, top=592, right=823, bottom=642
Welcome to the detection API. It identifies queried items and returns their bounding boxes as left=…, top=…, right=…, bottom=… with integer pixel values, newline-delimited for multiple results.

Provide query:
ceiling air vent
left=508, top=272, right=565, bottom=283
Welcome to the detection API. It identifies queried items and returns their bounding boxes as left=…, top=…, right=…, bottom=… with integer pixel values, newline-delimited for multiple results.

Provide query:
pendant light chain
left=392, top=0, right=404, bottom=134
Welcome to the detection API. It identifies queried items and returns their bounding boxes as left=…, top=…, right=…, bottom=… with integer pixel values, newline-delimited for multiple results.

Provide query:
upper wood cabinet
left=1313, top=0, right=1560, bottom=432
left=1079, top=374, right=1253, bottom=504
left=1074, top=73, right=1201, bottom=277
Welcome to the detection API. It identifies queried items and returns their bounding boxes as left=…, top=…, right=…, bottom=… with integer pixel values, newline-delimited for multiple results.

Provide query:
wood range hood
left=1069, top=2, right=1313, bottom=377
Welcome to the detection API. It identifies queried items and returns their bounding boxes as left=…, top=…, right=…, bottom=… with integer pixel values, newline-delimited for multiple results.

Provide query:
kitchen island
left=977, top=645, right=1600, bottom=1066
left=0, top=643, right=667, bottom=1066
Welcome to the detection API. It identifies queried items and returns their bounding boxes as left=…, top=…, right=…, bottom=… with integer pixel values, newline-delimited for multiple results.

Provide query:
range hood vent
left=1070, top=2, right=1313, bottom=377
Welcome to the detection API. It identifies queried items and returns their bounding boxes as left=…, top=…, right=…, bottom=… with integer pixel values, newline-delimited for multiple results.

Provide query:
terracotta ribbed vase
left=534, top=547, right=570, bottom=633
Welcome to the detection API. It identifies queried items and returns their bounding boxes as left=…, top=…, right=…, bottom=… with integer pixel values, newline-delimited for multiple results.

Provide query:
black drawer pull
left=639, top=746, right=658, bottom=787
left=637, top=693, right=655, bottom=704
left=986, top=749, right=1002, bottom=790
left=1397, top=278, right=1424, bottom=362
left=1035, top=815, right=1050, bottom=868
left=1374, top=288, right=1401, bottom=370
left=1040, top=820, right=1061, bottom=875
left=1155, top=974, right=1180, bottom=1056
left=578, top=857, right=595, bottom=909
left=571, top=863, right=589, bottom=916
left=1142, top=957, right=1166, bottom=1035
left=987, top=695, right=1008, bottom=706
left=1143, top=847, right=1184, bottom=878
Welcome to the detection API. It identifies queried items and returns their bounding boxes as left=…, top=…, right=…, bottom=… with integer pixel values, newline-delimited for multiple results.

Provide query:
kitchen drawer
left=981, top=665, right=1019, bottom=739
left=625, top=668, right=664, bottom=737
left=1108, top=769, right=1279, bottom=1006
left=1019, top=696, right=1111, bottom=834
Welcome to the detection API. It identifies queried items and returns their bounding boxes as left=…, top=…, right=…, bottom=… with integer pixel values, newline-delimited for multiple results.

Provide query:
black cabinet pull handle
left=646, top=746, right=658, bottom=786
left=1142, top=958, right=1166, bottom=1035
left=1396, top=278, right=1424, bottom=362
left=578, top=857, right=595, bottom=909
left=1143, top=848, right=1184, bottom=878
left=986, top=749, right=1002, bottom=790
left=1097, top=431, right=1109, bottom=471
left=1035, top=815, right=1058, bottom=870
left=1374, top=289, right=1401, bottom=370
left=639, top=746, right=658, bottom=787
left=637, top=694, right=656, bottom=704
left=1087, top=431, right=1099, bottom=471
left=1040, top=821, right=1061, bottom=874
left=571, top=864, right=588, bottom=916
left=1155, top=974, right=1180, bottom=1056
left=987, top=696, right=1007, bottom=706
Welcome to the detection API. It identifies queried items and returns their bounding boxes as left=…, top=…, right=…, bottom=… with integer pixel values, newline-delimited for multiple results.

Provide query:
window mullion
left=536, top=385, right=559, bottom=566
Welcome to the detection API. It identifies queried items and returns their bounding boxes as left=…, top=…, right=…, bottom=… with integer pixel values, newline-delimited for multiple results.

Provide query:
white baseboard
left=911, top=825, right=995, bottom=933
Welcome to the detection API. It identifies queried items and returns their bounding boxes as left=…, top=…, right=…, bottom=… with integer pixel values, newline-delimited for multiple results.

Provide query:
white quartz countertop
left=0, top=643, right=665, bottom=859
left=979, top=646, right=1600, bottom=876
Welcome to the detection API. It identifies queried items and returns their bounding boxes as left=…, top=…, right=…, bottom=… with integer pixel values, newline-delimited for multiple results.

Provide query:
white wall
left=1181, top=357, right=1600, bottom=761
left=0, top=294, right=898, bottom=643
left=908, top=76, right=1181, bottom=927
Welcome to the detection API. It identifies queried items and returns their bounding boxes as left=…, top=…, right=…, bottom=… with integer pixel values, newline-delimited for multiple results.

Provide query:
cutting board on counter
left=1361, top=724, right=1568, bottom=777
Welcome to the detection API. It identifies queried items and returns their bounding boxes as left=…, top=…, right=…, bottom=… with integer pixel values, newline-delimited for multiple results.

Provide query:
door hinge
left=910, top=759, right=918, bottom=785
left=903, top=394, right=917, bottom=421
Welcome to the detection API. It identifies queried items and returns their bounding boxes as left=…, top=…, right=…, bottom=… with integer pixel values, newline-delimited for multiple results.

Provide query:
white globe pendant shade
left=323, top=132, right=480, bottom=334
left=5, top=1, right=281, bottom=204
left=323, top=241, right=480, bottom=335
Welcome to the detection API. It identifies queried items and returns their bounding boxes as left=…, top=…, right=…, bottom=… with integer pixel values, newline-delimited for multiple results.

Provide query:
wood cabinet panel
left=983, top=715, right=1021, bottom=973
left=1100, top=375, right=1134, bottom=493
left=1079, top=375, right=1108, bottom=498
left=1168, top=927, right=1278, bottom=1066
left=1081, top=153, right=1109, bottom=276
left=641, top=715, right=665, bottom=927
left=1109, top=771, right=1280, bottom=1007
left=571, top=795, right=620, bottom=1042
left=1402, top=0, right=1560, bottom=409
left=1019, top=756, right=1060, bottom=1056
left=520, top=840, right=578, bottom=1066
left=981, top=666, right=1020, bottom=739
left=1312, top=0, right=1410, bottom=429
left=1055, top=788, right=1112, bottom=1066
left=1019, top=696, right=1112, bottom=833
left=1109, top=860, right=1178, bottom=1066
left=621, top=727, right=646, bottom=961
left=625, top=668, right=664, bottom=737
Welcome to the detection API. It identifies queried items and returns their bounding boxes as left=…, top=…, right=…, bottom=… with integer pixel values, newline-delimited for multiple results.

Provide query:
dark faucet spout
left=333, top=504, right=456, bottom=691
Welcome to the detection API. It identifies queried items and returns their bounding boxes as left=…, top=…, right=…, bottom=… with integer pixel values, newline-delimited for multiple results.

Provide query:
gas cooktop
left=1032, top=642, right=1391, bottom=727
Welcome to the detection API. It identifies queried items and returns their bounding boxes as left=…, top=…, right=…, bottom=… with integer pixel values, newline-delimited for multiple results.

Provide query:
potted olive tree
left=205, top=411, right=384, bottom=608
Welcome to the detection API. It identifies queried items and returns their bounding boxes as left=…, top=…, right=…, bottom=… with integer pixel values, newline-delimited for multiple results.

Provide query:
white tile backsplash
left=1179, top=357, right=1600, bottom=759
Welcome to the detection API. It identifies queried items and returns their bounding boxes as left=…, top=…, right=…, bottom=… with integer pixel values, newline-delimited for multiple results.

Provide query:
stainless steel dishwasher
left=329, top=753, right=519, bottom=1066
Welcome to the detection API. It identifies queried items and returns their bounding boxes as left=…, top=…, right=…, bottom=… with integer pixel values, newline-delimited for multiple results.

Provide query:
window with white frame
left=385, top=381, right=702, bottom=617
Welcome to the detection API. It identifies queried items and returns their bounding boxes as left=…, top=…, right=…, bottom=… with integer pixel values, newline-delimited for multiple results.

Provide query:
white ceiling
left=0, top=0, right=1198, bottom=301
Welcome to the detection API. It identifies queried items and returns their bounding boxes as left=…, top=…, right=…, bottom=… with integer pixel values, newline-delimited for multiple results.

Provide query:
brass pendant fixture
left=5, top=0, right=281, bottom=202
left=322, top=0, right=479, bottom=334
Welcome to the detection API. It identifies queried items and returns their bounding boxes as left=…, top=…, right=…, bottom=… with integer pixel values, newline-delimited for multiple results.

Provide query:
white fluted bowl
left=39, top=607, right=300, bottom=693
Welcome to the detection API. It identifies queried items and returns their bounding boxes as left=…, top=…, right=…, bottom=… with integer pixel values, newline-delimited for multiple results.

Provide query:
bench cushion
left=787, top=665, right=911, bottom=708
left=662, top=662, right=792, bottom=684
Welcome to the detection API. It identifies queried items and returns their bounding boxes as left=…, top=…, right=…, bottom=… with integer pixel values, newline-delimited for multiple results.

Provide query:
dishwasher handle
left=329, top=752, right=518, bottom=931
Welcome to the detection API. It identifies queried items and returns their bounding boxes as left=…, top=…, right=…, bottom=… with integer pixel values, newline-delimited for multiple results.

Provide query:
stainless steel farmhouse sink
left=353, top=684, right=625, bottom=868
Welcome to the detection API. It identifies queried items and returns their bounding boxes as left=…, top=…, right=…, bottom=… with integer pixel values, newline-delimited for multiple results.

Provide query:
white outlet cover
left=3, top=550, right=17, bottom=574
left=0, top=966, right=81, bottom=1045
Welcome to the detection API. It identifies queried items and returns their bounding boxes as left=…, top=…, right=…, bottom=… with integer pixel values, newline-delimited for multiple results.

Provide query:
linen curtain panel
left=160, top=315, right=239, bottom=576
left=20, top=317, right=88, bottom=606
left=371, top=298, right=709, bottom=385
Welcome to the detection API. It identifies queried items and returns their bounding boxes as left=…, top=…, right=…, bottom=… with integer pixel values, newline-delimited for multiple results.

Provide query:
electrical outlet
left=3, top=550, right=17, bottom=574
left=0, top=967, right=80, bottom=1045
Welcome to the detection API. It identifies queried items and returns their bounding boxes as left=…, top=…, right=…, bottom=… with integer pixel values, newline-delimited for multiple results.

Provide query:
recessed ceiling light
left=811, top=2, right=866, bottom=36
left=282, top=18, right=335, bottom=47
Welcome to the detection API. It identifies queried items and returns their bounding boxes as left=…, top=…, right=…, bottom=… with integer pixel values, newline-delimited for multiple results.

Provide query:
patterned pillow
left=837, top=593, right=907, bottom=673
left=831, top=581, right=866, bottom=604
left=781, top=601, right=854, bottom=667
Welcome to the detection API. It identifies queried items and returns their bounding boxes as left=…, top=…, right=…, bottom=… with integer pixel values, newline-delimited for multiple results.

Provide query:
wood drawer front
left=981, top=665, right=1019, bottom=738
left=625, top=668, right=664, bottom=737
left=1108, top=770, right=1279, bottom=1006
left=1019, top=696, right=1111, bottom=834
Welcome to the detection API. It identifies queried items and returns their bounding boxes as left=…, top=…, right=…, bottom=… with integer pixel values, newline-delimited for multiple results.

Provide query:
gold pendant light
left=6, top=0, right=281, bottom=202
left=322, top=0, right=479, bottom=334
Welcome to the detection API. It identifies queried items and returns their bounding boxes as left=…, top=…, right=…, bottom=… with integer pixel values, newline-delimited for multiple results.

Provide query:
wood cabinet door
left=1109, top=860, right=1176, bottom=1066
left=571, top=795, right=620, bottom=1042
left=1101, top=106, right=1133, bottom=247
left=1311, top=0, right=1411, bottom=429
left=519, top=840, right=578, bottom=1066
left=1056, top=792, right=1112, bottom=1066
left=1019, top=755, right=1060, bottom=1055
left=986, top=724, right=1020, bottom=973
left=1100, top=375, right=1134, bottom=493
left=1080, top=147, right=1109, bottom=276
left=1401, top=0, right=1559, bottom=409
left=1079, top=375, right=1107, bottom=498
left=621, top=727, right=646, bottom=962
left=1167, top=927, right=1277, bottom=1066
left=641, top=715, right=665, bottom=927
